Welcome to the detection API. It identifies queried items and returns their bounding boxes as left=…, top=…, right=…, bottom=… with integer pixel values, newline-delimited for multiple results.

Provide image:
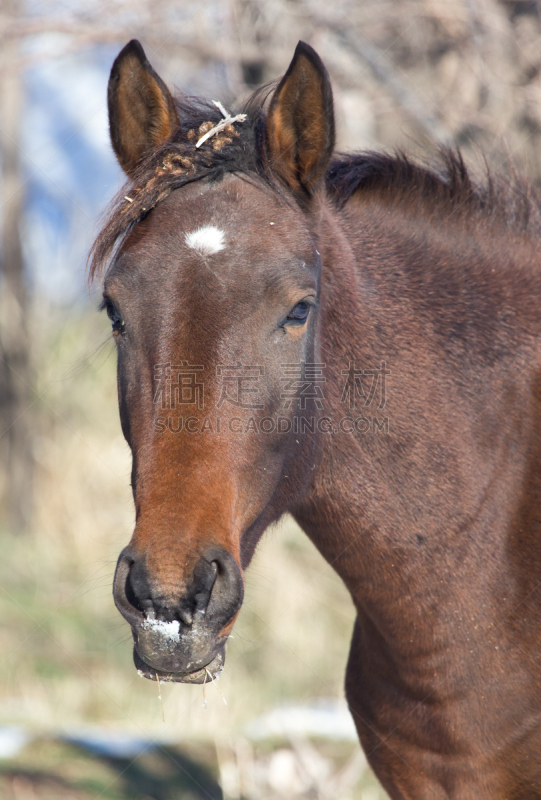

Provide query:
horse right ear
left=108, top=40, right=179, bottom=176
left=266, top=41, right=335, bottom=195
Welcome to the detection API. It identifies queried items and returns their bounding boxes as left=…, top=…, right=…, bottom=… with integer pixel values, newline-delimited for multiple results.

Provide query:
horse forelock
left=88, top=88, right=280, bottom=284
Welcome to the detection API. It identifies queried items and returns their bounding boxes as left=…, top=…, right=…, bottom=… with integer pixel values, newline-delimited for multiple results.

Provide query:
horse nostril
left=204, top=548, right=244, bottom=625
left=192, top=558, right=219, bottom=614
left=127, top=557, right=153, bottom=613
left=113, top=550, right=145, bottom=628
left=125, top=570, right=144, bottom=613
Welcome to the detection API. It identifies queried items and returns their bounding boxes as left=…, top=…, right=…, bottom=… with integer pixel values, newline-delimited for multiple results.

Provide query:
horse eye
left=286, top=301, right=310, bottom=324
left=101, top=298, right=124, bottom=333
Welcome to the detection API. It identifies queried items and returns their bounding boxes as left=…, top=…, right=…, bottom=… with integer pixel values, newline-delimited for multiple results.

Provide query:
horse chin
left=133, top=645, right=225, bottom=684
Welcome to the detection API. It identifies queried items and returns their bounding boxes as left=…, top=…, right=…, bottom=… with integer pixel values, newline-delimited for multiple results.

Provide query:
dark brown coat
left=92, top=39, right=541, bottom=798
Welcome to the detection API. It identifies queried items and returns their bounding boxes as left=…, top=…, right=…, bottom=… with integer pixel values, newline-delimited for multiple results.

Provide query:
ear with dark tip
left=108, top=39, right=179, bottom=176
left=266, top=41, right=335, bottom=195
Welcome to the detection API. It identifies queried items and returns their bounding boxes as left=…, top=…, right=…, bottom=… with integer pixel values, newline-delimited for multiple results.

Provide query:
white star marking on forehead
left=185, top=225, right=226, bottom=256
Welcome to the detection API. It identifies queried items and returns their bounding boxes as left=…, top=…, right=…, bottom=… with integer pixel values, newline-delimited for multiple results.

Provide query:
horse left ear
left=266, top=41, right=335, bottom=195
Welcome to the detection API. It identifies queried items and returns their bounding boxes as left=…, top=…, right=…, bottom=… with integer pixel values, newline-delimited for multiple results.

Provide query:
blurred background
left=1, top=1, right=541, bottom=797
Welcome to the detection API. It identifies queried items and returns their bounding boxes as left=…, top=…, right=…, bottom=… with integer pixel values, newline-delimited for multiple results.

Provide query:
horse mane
left=89, top=88, right=541, bottom=283
left=326, top=149, right=541, bottom=237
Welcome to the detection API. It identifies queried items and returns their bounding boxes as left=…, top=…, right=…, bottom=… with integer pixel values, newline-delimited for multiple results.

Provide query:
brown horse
left=91, top=39, right=541, bottom=798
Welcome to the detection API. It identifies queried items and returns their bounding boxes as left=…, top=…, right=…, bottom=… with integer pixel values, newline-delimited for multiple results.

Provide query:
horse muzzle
left=113, top=544, right=243, bottom=683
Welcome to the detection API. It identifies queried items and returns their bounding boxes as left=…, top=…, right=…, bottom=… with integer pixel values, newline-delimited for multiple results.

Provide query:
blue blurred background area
left=23, top=44, right=120, bottom=301
left=1, top=1, right=541, bottom=797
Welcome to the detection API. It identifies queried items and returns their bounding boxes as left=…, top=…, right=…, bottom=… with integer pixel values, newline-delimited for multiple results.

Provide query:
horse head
left=95, top=39, right=335, bottom=683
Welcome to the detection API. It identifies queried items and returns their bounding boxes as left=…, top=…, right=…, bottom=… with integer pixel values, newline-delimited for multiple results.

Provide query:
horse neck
left=303, top=193, right=541, bottom=629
